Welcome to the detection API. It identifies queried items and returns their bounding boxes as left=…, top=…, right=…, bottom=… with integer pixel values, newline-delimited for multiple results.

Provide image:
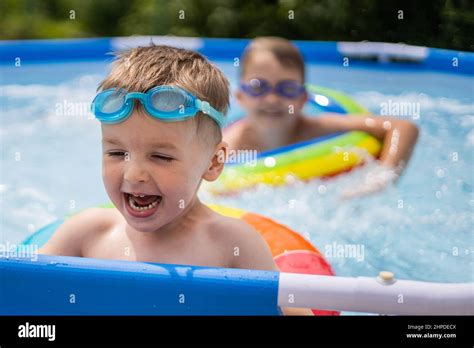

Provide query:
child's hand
left=340, top=164, right=398, bottom=199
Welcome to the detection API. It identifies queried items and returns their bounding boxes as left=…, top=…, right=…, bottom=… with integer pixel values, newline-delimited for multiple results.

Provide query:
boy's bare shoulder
left=206, top=209, right=256, bottom=242
left=223, top=119, right=257, bottom=151
left=38, top=207, right=121, bottom=257
left=205, top=208, right=276, bottom=271
left=75, top=206, right=121, bottom=229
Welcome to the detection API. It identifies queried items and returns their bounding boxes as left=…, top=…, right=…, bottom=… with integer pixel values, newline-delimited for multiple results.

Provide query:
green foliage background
left=1, top=0, right=472, bottom=51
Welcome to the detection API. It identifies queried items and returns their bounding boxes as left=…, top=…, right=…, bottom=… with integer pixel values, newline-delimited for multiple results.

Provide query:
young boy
left=226, top=37, right=419, bottom=197
left=38, top=45, right=311, bottom=315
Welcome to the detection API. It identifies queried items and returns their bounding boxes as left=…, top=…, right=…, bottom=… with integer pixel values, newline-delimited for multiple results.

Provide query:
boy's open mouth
left=123, top=192, right=162, bottom=217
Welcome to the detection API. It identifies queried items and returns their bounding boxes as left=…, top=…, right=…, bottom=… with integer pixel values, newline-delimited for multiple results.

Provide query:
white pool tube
left=278, top=272, right=474, bottom=315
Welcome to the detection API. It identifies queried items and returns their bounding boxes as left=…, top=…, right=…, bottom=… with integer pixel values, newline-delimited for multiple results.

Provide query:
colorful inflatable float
left=206, top=85, right=382, bottom=195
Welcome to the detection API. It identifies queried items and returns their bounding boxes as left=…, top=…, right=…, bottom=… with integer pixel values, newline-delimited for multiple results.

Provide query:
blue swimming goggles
left=91, top=85, right=226, bottom=128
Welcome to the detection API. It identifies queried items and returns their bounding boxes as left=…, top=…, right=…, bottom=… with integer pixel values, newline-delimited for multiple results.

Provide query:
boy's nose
left=124, top=162, right=150, bottom=183
left=261, top=91, right=281, bottom=105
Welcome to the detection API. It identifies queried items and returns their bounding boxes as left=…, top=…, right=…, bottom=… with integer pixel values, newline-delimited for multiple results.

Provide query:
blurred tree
left=0, top=0, right=472, bottom=51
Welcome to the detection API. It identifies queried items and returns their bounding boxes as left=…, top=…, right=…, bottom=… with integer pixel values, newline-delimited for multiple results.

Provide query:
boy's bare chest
left=234, top=119, right=325, bottom=152
left=83, top=225, right=229, bottom=268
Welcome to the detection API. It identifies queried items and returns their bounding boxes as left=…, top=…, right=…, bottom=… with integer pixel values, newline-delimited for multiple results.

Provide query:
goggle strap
left=195, top=99, right=226, bottom=128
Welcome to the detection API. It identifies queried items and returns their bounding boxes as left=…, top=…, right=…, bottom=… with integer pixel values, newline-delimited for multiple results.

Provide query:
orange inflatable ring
left=209, top=204, right=339, bottom=315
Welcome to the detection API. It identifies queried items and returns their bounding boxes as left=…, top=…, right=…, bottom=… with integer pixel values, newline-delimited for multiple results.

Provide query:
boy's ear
left=202, top=141, right=228, bottom=182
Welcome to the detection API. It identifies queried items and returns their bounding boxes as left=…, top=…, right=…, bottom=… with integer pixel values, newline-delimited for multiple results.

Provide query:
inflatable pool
left=6, top=204, right=338, bottom=315
left=1, top=38, right=473, bottom=316
left=206, top=85, right=382, bottom=195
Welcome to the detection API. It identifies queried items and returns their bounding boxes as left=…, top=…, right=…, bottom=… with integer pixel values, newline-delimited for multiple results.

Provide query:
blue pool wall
left=0, top=37, right=473, bottom=75
left=0, top=254, right=281, bottom=315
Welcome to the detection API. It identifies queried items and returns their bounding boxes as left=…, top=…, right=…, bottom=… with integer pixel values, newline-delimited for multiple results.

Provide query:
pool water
left=1, top=59, right=473, bottom=285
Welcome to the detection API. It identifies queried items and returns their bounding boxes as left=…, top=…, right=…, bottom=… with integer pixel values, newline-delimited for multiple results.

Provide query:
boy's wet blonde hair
left=98, top=45, right=230, bottom=144
left=241, top=37, right=305, bottom=81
